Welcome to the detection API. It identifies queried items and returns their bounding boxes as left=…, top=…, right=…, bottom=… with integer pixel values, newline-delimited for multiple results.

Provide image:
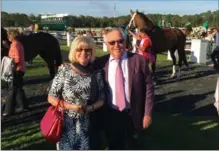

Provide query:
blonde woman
left=48, top=36, right=105, bottom=150
left=3, top=29, right=28, bottom=117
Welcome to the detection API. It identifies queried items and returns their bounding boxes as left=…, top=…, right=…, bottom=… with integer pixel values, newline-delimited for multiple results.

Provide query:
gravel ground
left=154, top=64, right=218, bottom=116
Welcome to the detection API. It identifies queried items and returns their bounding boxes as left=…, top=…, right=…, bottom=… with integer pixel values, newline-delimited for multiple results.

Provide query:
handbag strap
left=55, top=100, right=62, bottom=111
left=54, top=100, right=64, bottom=119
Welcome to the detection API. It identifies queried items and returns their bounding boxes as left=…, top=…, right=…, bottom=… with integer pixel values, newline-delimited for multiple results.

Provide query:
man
left=211, top=28, right=219, bottom=69
left=94, top=28, right=154, bottom=149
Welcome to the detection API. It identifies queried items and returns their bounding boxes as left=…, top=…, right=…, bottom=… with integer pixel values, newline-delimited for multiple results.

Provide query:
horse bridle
left=127, top=12, right=156, bottom=33
left=127, top=13, right=137, bottom=29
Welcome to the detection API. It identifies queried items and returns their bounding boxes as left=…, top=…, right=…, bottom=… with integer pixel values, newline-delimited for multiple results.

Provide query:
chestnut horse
left=127, top=10, right=192, bottom=78
left=1, top=27, right=62, bottom=78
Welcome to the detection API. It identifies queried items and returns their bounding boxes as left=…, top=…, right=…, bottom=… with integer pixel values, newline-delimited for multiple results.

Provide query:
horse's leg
left=177, top=50, right=182, bottom=80
left=152, top=54, right=157, bottom=85
left=39, top=53, right=55, bottom=78
left=177, top=46, right=189, bottom=79
left=170, top=50, right=177, bottom=78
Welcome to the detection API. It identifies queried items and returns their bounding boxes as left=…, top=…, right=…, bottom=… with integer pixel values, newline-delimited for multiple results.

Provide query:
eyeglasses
left=76, top=48, right=92, bottom=53
left=107, top=39, right=124, bottom=45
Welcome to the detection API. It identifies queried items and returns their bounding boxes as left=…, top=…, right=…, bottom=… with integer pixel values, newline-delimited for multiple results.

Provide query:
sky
left=2, top=0, right=219, bottom=17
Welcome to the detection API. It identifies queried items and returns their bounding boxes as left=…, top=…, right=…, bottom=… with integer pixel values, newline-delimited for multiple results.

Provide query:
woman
left=48, top=36, right=105, bottom=150
left=3, top=29, right=28, bottom=117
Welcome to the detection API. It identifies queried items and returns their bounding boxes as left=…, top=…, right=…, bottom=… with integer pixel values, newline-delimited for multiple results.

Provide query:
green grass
left=25, top=45, right=170, bottom=77
left=24, top=56, right=48, bottom=77
left=1, top=113, right=219, bottom=150
left=25, top=45, right=108, bottom=77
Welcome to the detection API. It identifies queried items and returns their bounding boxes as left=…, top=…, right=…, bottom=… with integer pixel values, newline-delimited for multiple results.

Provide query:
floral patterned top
left=48, top=63, right=105, bottom=118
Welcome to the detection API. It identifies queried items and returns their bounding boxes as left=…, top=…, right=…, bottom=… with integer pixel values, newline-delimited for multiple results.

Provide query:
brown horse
left=127, top=10, right=192, bottom=78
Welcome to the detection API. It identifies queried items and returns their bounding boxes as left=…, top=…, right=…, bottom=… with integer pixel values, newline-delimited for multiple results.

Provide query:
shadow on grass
left=2, top=128, right=40, bottom=143
left=155, top=91, right=217, bottom=116
left=157, top=69, right=217, bottom=86
left=1, top=103, right=48, bottom=128
left=139, top=113, right=219, bottom=150
left=1, top=136, right=45, bottom=150
left=24, top=75, right=52, bottom=85
left=21, top=139, right=56, bottom=150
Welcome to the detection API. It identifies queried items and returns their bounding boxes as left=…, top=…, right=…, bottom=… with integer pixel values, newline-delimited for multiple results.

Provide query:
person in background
left=101, top=28, right=108, bottom=52
left=3, top=29, right=29, bottom=117
left=128, top=29, right=141, bottom=53
left=34, top=24, right=39, bottom=33
left=204, top=28, right=214, bottom=42
left=48, top=36, right=105, bottom=150
left=94, top=28, right=154, bottom=149
left=211, top=28, right=219, bottom=69
left=137, top=28, right=155, bottom=74
left=202, top=21, right=209, bottom=33
left=157, top=20, right=162, bottom=28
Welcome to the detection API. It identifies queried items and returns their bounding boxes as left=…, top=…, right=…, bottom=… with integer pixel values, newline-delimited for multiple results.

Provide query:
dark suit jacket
left=94, top=52, right=154, bottom=131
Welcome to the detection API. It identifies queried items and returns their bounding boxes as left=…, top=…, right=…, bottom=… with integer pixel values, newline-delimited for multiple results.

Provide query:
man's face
left=105, top=30, right=125, bottom=59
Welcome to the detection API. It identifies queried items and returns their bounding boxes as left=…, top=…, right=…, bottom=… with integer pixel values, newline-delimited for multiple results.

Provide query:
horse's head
left=127, top=9, right=155, bottom=32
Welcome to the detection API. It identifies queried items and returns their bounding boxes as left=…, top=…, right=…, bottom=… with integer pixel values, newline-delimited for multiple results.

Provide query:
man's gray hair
left=104, top=27, right=126, bottom=42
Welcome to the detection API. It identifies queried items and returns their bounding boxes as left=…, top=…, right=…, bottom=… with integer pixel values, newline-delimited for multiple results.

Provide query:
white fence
left=42, top=31, right=103, bottom=46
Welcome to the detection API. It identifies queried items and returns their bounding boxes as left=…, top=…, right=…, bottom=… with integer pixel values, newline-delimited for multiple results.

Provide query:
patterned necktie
left=115, top=59, right=126, bottom=111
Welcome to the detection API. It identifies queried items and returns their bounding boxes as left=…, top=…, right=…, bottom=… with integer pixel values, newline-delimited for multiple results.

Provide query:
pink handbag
left=40, top=101, right=64, bottom=143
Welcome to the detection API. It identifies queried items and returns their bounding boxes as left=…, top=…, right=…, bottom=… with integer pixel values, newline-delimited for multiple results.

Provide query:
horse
left=127, top=10, right=192, bottom=79
left=1, top=27, right=62, bottom=78
left=1, top=27, right=11, bottom=58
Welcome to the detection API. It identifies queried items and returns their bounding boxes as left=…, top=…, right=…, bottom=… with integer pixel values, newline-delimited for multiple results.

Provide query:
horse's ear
left=130, top=9, right=134, bottom=15
left=136, top=9, right=138, bottom=13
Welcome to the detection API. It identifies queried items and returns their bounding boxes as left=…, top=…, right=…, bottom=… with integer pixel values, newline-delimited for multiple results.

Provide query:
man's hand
left=143, top=115, right=152, bottom=129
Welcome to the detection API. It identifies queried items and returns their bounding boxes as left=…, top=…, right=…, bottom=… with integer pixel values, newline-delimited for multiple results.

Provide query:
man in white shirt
left=94, top=28, right=154, bottom=149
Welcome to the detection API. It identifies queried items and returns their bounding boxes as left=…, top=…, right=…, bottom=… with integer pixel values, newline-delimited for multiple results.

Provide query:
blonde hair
left=8, top=29, right=20, bottom=40
left=68, top=36, right=96, bottom=63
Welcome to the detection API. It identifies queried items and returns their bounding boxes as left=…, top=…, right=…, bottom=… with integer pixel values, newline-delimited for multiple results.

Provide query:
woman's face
left=75, top=46, right=93, bottom=66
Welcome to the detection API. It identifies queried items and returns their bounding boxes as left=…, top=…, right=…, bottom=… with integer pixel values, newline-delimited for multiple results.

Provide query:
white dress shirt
left=108, top=52, right=130, bottom=109
left=214, top=77, right=219, bottom=116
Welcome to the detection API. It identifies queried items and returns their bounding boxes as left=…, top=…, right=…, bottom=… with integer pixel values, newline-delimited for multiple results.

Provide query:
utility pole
left=113, top=0, right=116, bottom=18
left=217, top=0, right=219, bottom=27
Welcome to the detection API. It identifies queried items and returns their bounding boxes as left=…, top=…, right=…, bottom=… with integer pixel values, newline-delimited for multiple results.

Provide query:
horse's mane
left=136, top=12, right=155, bottom=27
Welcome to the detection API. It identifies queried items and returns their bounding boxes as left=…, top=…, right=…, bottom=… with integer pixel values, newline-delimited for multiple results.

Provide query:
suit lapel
left=103, top=55, right=110, bottom=82
left=127, top=52, right=135, bottom=97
